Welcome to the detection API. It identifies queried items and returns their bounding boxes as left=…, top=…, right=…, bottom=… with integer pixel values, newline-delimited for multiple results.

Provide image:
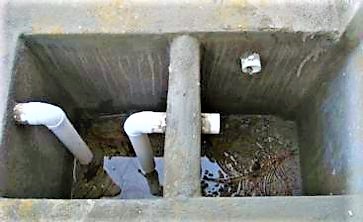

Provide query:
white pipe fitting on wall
left=241, top=52, right=262, bottom=75
left=13, top=102, right=93, bottom=165
left=124, top=111, right=220, bottom=174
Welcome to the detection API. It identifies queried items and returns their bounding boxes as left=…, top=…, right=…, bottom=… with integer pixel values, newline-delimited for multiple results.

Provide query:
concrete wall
left=0, top=40, right=74, bottom=198
left=21, top=32, right=352, bottom=118
left=0, top=34, right=170, bottom=198
left=296, top=4, right=363, bottom=195
left=297, top=37, right=363, bottom=195
left=298, top=54, right=350, bottom=195
left=0, top=30, right=358, bottom=198
left=25, top=34, right=169, bottom=114
left=0, top=0, right=361, bottom=202
left=201, top=32, right=350, bottom=117
left=0, top=196, right=358, bottom=222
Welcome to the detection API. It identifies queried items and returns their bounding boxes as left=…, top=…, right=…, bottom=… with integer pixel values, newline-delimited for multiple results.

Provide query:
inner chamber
left=3, top=32, right=357, bottom=198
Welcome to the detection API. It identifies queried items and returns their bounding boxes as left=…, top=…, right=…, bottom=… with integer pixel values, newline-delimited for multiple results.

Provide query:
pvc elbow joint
left=13, top=102, right=65, bottom=129
left=124, top=111, right=166, bottom=137
left=13, top=102, right=93, bottom=165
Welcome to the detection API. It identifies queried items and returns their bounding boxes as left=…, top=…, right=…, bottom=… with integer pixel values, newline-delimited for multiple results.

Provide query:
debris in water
left=201, top=115, right=302, bottom=197
left=72, top=114, right=163, bottom=198
left=72, top=113, right=301, bottom=198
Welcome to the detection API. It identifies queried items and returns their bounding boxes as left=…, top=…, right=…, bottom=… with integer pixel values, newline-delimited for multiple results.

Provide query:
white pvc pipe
left=124, top=112, right=167, bottom=137
left=128, top=134, right=156, bottom=173
left=124, top=111, right=220, bottom=173
left=13, top=102, right=93, bottom=165
left=201, top=113, right=220, bottom=135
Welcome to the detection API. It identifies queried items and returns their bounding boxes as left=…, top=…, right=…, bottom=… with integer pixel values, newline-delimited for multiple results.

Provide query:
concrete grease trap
left=1, top=1, right=363, bottom=220
left=4, top=32, right=352, bottom=199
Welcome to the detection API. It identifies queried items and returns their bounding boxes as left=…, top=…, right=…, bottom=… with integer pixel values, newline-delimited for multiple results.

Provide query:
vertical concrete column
left=164, top=35, right=201, bottom=197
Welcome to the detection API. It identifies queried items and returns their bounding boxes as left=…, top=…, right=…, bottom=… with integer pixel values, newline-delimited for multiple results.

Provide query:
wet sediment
left=201, top=115, right=302, bottom=197
left=72, top=114, right=301, bottom=198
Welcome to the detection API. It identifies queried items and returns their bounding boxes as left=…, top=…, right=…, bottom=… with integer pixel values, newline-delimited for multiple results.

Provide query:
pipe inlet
left=123, top=111, right=220, bottom=196
left=13, top=102, right=93, bottom=165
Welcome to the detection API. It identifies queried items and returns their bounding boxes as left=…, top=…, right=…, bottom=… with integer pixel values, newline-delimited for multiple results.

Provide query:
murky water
left=201, top=115, right=302, bottom=197
left=72, top=114, right=302, bottom=198
left=72, top=114, right=163, bottom=198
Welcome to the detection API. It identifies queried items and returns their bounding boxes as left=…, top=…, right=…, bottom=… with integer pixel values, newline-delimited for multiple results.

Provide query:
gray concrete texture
left=0, top=195, right=362, bottom=222
left=164, top=35, right=201, bottom=197
left=0, top=0, right=363, bottom=221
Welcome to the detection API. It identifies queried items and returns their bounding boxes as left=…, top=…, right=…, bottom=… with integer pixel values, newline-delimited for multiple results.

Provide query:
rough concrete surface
left=1, top=0, right=360, bottom=146
left=164, top=35, right=201, bottom=197
left=0, top=0, right=363, bottom=221
left=0, top=195, right=362, bottom=222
